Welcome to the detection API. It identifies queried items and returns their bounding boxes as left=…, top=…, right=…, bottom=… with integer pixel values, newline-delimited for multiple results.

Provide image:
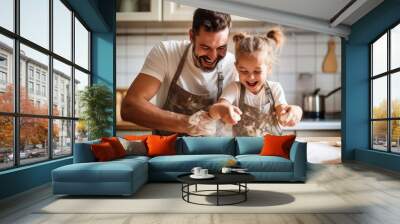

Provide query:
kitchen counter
left=283, top=119, right=341, bottom=131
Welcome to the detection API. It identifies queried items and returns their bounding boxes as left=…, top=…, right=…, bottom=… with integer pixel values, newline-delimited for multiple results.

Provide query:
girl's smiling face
left=235, top=51, right=269, bottom=94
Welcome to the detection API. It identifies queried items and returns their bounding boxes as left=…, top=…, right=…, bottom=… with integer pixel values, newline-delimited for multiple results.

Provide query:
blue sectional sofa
left=52, top=137, right=307, bottom=196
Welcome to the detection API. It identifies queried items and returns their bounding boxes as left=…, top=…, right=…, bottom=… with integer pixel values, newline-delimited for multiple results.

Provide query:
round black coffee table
left=177, top=173, right=255, bottom=206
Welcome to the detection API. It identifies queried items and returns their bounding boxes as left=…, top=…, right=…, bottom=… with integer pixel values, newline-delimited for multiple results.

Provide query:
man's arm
left=121, top=73, right=191, bottom=133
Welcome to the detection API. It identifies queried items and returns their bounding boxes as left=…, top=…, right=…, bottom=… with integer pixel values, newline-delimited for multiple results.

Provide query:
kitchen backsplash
left=116, top=31, right=341, bottom=112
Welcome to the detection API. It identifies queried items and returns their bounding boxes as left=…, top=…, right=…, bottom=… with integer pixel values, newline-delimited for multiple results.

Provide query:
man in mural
left=121, top=8, right=301, bottom=136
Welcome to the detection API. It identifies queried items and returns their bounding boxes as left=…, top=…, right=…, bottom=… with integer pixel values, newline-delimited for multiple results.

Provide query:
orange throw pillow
left=101, top=137, right=127, bottom=158
left=260, top=134, right=296, bottom=159
left=91, top=142, right=117, bottom=161
left=124, top=135, right=149, bottom=141
left=146, top=134, right=178, bottom=157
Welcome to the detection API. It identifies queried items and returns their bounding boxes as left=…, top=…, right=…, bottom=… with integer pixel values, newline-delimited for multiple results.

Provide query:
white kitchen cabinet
left=117, top=0, right=252, bottom=22
left=162, top=2, right=193, bottom=21
left=163, top=1, right=253, bottom=21
left=117, top=0, right=162, bottom=22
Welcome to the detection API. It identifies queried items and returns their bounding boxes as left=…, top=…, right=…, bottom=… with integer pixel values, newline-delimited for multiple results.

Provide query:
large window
left=370, top=23, right=400, bottom=153
left=0, top=0, right=14, bottom=32
left=0, top=0, right=91, bottom=171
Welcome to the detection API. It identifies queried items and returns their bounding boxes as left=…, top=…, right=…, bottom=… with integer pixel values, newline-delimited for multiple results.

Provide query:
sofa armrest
left=73, top=140, right=100, bottom=163
left=289, top=141, right=307, bottom=181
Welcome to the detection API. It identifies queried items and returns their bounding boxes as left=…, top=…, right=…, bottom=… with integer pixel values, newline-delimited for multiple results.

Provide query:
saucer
left=232, top=170, right=249, bottom=174
left=190, top=174, right=215, bottom=179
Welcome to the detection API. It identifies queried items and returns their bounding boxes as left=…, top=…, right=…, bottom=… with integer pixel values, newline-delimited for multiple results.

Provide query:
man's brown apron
left=155, top=44, right=224, bottom=135
left=232, top=82, right=283, bottom=136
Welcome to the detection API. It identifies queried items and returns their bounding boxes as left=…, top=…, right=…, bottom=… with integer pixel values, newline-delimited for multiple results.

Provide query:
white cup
left=221, top=167, right=232, bottom=174
left=191, top=167, right=202, bottom=176
left=199, top=169, right=208, bottom=176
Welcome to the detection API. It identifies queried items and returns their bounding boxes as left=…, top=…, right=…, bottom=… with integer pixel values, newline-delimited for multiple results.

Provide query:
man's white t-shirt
left=220, top=81, right=288, bottom=112
left=140, top=40, right=238, bottom=107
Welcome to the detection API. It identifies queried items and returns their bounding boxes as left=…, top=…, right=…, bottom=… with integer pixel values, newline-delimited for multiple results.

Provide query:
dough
left=232, top=112, right=241, bottom=122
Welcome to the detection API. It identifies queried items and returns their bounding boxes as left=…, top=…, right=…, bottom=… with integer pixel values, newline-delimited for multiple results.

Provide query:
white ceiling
left=226, top=0, right=352, bottom=23
left=172, top=0, right=384, bottom=37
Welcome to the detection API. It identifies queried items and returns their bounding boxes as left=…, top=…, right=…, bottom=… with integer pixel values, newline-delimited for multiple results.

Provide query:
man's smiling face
left=190, top=26, right=229, bottom=72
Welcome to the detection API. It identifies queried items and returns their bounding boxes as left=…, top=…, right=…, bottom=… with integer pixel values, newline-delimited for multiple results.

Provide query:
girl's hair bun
left=266, top=27, right=285, bottom=49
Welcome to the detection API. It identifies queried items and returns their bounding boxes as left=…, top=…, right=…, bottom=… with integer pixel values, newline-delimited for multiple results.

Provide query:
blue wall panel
left=355, top=149, right=400, bottom=172
left=342, top=44, right=370, bottom=160
left=0, top=158, right=72, bottom=199
left=344, top=0, right=400, bottom=171
left=91, top=31, right=116, bottom=136
left=91, top=0, right=116, bottom=136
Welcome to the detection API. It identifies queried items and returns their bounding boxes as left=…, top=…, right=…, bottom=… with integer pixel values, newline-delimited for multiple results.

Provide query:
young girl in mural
left=209, top=27, right=302, bottom=136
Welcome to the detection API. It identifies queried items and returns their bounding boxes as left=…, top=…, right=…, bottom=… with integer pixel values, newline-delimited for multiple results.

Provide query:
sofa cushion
left=101, top=137, right=127, bottom=158
left=114, top=155, right=150, bottom=163
left=260, top=134, right=296, bottom=159
left=91, top=142, right=118, bottom=161
left=118, top=138, right=147, bottom=156
left=53, top=158, right=148, bottom=183
left=148, top=154, right=235, bottom=172
left=146, top=134, right=178, bottom=157
left=179, top=137, right=235, bottom=155
left=124, top=135, right=149, bottom=141
left=73, top=140, right=101, bottom=163
left=236, top=155, right=293, bottom=172
left=235, top=137, right=263, bottom=155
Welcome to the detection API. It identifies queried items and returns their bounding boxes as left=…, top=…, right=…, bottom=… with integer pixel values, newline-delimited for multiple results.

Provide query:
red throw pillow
left=146, top=134, right=178, bottom=157
left=260, top=134, right=296, bottom=159
left=91, top=142, right=118, bottom=161
left=101, top=137, right=127, bottom=158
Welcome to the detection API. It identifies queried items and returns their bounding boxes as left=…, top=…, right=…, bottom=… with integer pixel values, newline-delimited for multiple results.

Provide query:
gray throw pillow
left=118, top=137, right=147, bottom=156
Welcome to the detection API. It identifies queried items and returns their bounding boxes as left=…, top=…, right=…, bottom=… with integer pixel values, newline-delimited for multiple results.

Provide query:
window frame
left=0, top=0, right=92, bottom=171
left=370, top=20, right=400, bottom=154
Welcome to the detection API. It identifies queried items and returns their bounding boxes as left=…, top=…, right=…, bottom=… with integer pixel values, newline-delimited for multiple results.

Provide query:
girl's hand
left=276, top=105, right=302, bottom=127
left=209, top=102, right=242, bottom=125
left=223, top=105, right=242, bottom=125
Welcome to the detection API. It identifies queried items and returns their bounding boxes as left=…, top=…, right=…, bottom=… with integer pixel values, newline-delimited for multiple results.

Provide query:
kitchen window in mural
left=0, top=0, right=91, bottom=170
left=371, top=23, right=400, bottom=153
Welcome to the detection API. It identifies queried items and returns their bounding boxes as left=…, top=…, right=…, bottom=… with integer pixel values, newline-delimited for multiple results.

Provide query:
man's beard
left=192, top=47, right=224, bottom=72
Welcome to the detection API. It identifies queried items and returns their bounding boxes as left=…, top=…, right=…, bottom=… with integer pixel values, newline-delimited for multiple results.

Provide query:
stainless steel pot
left=303, top=87, right=341, bottom=119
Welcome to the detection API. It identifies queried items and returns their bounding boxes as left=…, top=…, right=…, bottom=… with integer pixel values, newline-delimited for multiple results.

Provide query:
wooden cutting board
left=322, top=37, right=337, bottom=73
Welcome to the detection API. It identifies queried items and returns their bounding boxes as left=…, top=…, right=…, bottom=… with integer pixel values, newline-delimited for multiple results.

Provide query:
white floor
left=1, top=162, right=400, bottom=224
left=298, top=137, right=342, bottom=164
left=307, top=141, right=341, bottom=164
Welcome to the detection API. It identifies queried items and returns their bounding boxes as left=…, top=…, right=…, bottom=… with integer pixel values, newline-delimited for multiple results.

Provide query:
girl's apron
left=232, top=82, right=282, bottom=136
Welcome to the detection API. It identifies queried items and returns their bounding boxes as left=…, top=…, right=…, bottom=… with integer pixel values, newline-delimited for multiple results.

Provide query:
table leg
left=217, top=184, right=219, bottom=206
left=187, top=184, right=190, bottom=202
left=245, top=183, right=247, bottom=201
left=195, top=184, right=197, bottom=192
